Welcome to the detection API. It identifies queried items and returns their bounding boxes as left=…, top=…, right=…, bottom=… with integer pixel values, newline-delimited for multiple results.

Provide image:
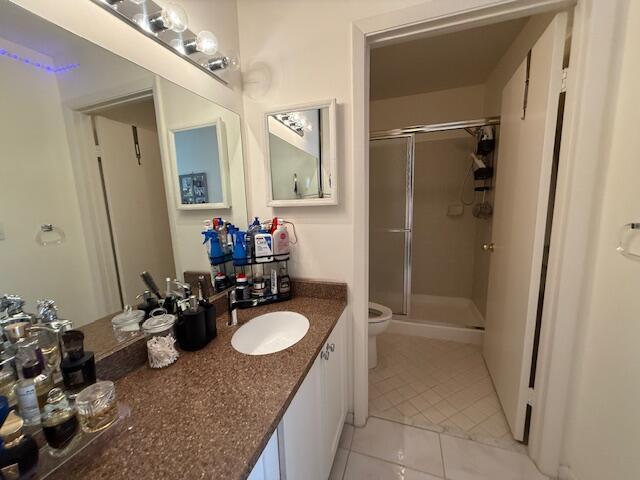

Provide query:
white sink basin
left=231, top=311, right=310, bottom=355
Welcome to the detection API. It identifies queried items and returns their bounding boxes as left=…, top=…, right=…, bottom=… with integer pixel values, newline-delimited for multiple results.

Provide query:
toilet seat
left=368, top=302, right=392, bottom=324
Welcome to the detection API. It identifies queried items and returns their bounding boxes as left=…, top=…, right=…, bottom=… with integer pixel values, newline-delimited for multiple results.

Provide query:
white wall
left=0, top=38, right=100, bottom=326
left=370, top=85, right=486, bottom=131
left=154, top=77, right=248, bottom=275
left=237, top=0, right=433, bottom=283
left=561, top=2, right=640, bottom=479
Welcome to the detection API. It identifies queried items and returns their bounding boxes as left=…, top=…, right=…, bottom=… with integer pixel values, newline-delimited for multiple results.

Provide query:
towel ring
left=616, top=222, right=640, bottom=260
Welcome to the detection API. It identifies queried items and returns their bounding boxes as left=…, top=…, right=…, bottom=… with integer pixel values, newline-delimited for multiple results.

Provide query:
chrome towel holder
left=616, top=222, right=640, bottom=259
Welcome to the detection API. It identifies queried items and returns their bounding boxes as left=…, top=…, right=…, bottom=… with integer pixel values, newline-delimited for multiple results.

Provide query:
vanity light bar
left=274, top=113, right=305, bottom=137
left=90, top=0, right=236, bottom=83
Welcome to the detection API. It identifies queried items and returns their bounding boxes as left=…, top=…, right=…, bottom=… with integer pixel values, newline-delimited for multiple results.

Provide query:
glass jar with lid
left=41, top=388, right=79, bottom=452
left=141, top=310, right=178, bottom=369
left=111, top=306, right=145, bottom=343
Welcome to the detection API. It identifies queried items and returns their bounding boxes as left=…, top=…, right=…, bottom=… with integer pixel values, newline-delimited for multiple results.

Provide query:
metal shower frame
left=369, top=116, right=501, bottom=317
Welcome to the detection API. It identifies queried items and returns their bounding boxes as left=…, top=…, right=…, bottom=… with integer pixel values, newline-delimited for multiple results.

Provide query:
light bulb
left=170, top=38, right=186, bottom=55
left=195, top=31, right=218, bottom=55
left=226, top=55, right=240, bottom=72
left=129, top=0, right=146, bottom=4
left=161, top=3, right=188, bottom=33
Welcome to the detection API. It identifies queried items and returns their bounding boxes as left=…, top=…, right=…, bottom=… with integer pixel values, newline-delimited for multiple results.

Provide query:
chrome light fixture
left=90, top=0, right=232, bottom=83
left=202, top=55, right=240, bottom=72
left=134, top=3, right=188, bottom=34
left=170, top=30, right=218, bottom=55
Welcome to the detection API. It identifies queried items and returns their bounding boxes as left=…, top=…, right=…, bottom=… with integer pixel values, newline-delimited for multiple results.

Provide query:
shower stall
left=369, top=118, right=499, bottom=330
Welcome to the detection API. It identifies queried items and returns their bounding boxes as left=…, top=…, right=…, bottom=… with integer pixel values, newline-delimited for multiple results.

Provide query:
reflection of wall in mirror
left=269, top=134, right=320, bottom=200
left=174, top=126, right=223, bottom=204
left=154, top=78, right=248, bottom=275
left=0, top=37, right=102, bottom=326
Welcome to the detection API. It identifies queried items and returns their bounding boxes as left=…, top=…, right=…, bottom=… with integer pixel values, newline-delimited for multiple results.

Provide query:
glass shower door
left=369, top=135, right=414, bottom=315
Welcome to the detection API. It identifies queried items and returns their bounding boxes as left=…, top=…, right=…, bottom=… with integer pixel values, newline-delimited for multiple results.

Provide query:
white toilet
left=368, top=302, right=392, bottom=369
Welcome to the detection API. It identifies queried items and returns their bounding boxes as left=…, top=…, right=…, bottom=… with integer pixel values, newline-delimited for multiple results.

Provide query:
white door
left=95, top=116, right=175, bottom=306
left=483, top=13, right=567, bottom=441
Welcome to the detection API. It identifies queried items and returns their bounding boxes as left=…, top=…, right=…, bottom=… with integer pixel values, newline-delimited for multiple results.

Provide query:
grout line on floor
left=438, top=433, right=448, bottom=480
left=346, top=449, right=445, bottom=479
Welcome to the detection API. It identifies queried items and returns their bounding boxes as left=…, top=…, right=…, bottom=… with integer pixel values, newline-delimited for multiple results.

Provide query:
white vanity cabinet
left=280, top=309, right=348, bottom=479
left=247, top=309, right=348, bottom=480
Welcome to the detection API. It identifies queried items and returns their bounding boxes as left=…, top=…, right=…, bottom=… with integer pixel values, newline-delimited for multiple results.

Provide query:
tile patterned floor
left=330, top=418, right=548, bottom=480
left=369, top=333, right=522, bottom=451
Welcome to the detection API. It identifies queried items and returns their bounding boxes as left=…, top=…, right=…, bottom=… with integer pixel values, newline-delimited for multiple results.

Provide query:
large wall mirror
left=265, top=99, right=337, bottom=206
left=0, top=2, right=248, bottom=339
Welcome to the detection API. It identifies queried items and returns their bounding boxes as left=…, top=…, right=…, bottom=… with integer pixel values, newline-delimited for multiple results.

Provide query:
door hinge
left=521, top=49, right=532, bottom=120
left=132, top=125, right=141, bottom=166
left=560, top=67, right=569, bottom=93
left=527, top=387, right=536, bottom=406
left=94, top=145, right=103, bottom=157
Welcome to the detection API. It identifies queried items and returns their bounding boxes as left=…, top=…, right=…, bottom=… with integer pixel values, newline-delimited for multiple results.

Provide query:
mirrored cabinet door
left=265, top=99, right=337, bottom=207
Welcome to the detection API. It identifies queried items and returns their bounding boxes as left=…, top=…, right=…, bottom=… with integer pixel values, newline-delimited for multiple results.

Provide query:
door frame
left=369, top=134, right=415, bottom=316
left=351, top=0, right=628, bottom=476
left=62, top=89, right=169, bottom=316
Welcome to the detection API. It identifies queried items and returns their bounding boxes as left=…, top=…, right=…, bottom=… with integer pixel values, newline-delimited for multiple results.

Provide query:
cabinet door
left=248, top=429, right=280, bottom=480
left=280, top=355, right=324, bottom=480
left=322, top=311, right=348, bottom=475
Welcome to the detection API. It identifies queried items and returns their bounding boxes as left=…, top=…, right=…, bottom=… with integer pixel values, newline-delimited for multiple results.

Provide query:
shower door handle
left=482, top=242, right=495, bottom=252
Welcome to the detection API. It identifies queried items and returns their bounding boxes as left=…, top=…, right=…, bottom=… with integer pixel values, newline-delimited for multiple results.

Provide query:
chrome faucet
left=227, top=289, right=257, bottom=326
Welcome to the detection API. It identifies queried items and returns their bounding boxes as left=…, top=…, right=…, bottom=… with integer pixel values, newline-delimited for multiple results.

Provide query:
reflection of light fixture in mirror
left=36, top=224, right=66, bottom=247
left=274, top=113, right=305, bottom=137
left=202, top=55, right=240, bottom=72
left=129, top=0, right=146, bottom=4
left=134, top=3, right=189, bottom=34
left=101, top=0, right=124, bottom=8
left=170, top=30, right=218, bottom=55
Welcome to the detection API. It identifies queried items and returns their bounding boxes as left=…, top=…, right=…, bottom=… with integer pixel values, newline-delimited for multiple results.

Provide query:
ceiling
left=370, top=18, right=528, bottom=101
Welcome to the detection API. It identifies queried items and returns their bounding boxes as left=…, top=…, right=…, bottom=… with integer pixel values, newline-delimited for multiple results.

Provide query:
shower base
left=408, top=294, right=484, bottom=328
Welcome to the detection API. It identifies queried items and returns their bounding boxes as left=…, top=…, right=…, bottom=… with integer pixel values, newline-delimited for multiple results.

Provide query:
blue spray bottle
left=233, top=231, right=248, bottom=266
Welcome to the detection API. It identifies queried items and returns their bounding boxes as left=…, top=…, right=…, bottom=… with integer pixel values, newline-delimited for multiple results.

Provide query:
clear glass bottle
left=14, top=373, right=40, bottom=427
left=21, top=359, right=53, bottom=410
left=41, top=388, right=79, bottom=452
left=76, top=381, right=117, bottom=433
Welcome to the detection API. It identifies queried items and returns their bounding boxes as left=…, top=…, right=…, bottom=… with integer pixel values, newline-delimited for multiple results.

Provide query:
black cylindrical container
left=203, top=305, right=217, bottom=341
left=176, top=309, right=208, bottom=351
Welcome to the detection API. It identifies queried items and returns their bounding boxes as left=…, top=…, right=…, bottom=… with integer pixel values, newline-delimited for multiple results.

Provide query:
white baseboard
left=469, top=299, right=485, bottom=325
left=388, top=318, right=483, bottom=345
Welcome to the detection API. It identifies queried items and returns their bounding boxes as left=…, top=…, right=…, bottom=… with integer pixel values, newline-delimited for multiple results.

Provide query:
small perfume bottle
left=60, top=331, right=96, bottom=395
left=0, top=411, right=39, bottom=478
left=41, top=388, right=79, bottom=452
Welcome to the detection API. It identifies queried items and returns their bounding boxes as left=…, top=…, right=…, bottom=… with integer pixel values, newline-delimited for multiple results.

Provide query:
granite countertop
left=54, top=293, right=347, bottom=479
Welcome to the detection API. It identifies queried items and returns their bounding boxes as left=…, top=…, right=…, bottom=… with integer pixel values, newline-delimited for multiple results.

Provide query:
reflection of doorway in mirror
left=179, top=173, right=209, bottom=204
left=91, top=98, right=176, bottom=307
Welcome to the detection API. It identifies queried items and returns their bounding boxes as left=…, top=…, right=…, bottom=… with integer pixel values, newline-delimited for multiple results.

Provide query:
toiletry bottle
left=213, top=272, right=228, bottom=292
left=270, top=269, right=278, bottom=296
left=278, top=266, right=291, bottom=299
left=176, top=296, right=208, bottom=351
left=162, top=277, right=176, bottom=314
left=272, top=218, right=290, bottom=260
left=14, top=365, right=41, bottom=426
left=254, top=229, right=274, bottom=263
left=246, top=217, right=261, bottom=261
left=0, top=410, right=39, bottom=478
left=233, top=231, right=248, bottom=266
left=41, top=388, right=79, bottom=451
left=60, top=330, right=96, bottom=395
left=235, top=274, right=250, bottom=301
left=198, top=276, right=217, bottom=341
left=21, top=359, right=53, bottom=410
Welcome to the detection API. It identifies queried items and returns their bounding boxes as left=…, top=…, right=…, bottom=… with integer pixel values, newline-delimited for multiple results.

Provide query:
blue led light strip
left=0, top=48, right=79, bottom=74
